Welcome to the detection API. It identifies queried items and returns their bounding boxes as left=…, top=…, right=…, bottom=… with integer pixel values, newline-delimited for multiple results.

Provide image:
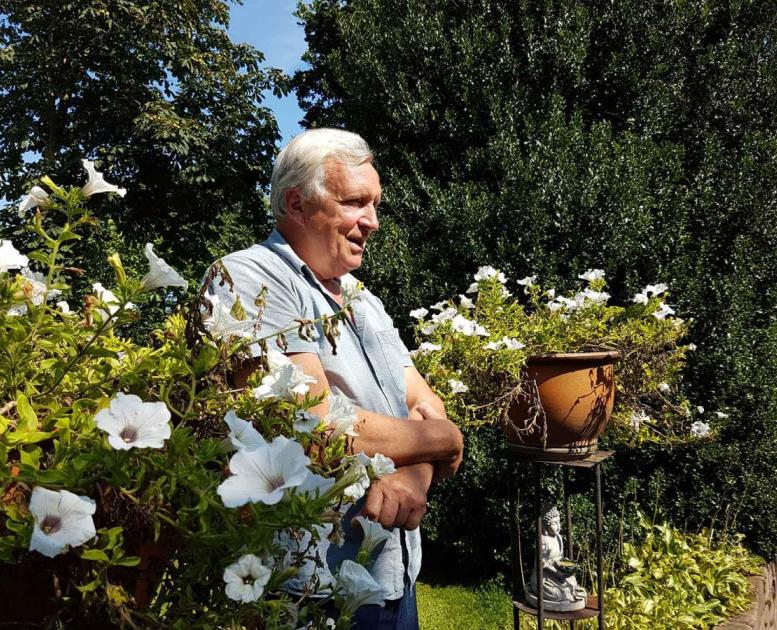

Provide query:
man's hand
left=410, top=401, right=463, bottom=481
left=356, top=463, right=433, bottom=530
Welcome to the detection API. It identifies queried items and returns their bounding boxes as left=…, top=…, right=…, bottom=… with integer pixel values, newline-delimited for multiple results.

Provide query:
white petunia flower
left=431, top=307, right=457, bottom=324
left=690, top=420, right=711, bottom=438
left=56, top=301, right=71, bottom=314
left=295, top=472, right=336, bottom=498
left=696, top=405, right=705, bottom=414
left=354, top=516, right=392, bottom=555
left=546, top=288, right=556, bottom=299
left=253, top=364, right=317, bottom=401
left=409, top=342, right=441, bottom=357
left=369, top=453, right=396, bottom=478
left=0, top=239, right=29, bottom=273
left=548, top=300, right=564, bottom=312
left=448, top=379, right=469, bottom=394
left=80, top=159, right=127, bottom=198
left=714, top=411, right=730, bottom=419
left=140, top=243, right=188, bottom=292
left=93, top=282, right=134, bottom=320
left=458, top=294, right=475, bottom=309
left=217, top=436, right=311, bottom=507
left=223, top=554, right=272, bottom=603
left=343, top=457, right=371, bottom=501
left=224, top=410, right=266, bottom=451
left=450, top=314, right=488, bottom=337
left=420, top=322, right=438, bottom=335
left=501, top=337, right=525, bottom=350
left=28, top=487, right=96, bottom=558
left=294, top=410, right=321, bottom=434
left=632, top=290, right=649, bottom=305
left=645, top=283, right=669, bottom=296
left=687, top=343, right=697, bottom=351
left=20, top=268, right=61, bottom=305
left=473, top=265, right=506, bottom=283
left=337, top=560, right=386, bottom=616
left=658, top=382, right=671, bottom=393
left=580, top=288, right=610, bottom=306
left=265, top=349, right=292, bottom=371
left=430, top=300, right=448, bottom=311
left=516, top=275, right=537, bottom=287
left=325, top=391, right=359, bottom=439
left=409, top=307, right=429, bottom=320
left=652, top=302, right=675, bottom=320
left=465, top=282, right=480, bottom=294
left=579, top=269, right=605, bottom=282
left=202, top=294, right=258, bottom=341
left=18, top=186, right=50, bottom=216
left=94, top=392, right=172, bottom=450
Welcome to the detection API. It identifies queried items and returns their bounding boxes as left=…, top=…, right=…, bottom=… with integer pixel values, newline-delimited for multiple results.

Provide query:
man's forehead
left=323, top=159, right=381, bottom=195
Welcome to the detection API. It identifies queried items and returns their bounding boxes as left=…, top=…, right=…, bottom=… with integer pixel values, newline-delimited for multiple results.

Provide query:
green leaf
left=81, top=549, right=110, bottom=562
left=16, top=394, right=38, bottom=433
left=113, top=555, right=141, bottom=567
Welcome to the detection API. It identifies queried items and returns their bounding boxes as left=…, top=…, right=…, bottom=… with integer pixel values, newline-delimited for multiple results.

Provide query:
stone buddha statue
left=526, top=506, right=587, bottom=612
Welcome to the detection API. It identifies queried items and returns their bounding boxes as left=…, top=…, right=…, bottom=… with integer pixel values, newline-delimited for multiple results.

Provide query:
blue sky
left=228, top=1, right=307, bottom=145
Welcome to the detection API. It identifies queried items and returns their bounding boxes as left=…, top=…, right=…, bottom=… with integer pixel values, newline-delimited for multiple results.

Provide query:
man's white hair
left=270, top=128, right=374, bottom=221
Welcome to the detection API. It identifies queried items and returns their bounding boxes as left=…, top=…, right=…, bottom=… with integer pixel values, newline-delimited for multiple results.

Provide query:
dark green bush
left=296, top=0, right=777, bottom=563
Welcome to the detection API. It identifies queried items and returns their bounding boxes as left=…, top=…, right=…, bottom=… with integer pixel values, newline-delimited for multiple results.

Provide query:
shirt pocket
left=376, top=328, right=409, bottom=398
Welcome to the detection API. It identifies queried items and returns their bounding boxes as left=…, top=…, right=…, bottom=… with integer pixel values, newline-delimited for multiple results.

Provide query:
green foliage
left=296, top=0, right=777, bottom=556
left=606, top=519, right=760, bottom=629
left=418, top=520, right=761, bottom=630
left=0, top=177, right=362, bottom=627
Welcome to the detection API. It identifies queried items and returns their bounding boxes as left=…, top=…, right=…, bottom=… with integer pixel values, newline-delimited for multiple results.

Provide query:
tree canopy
left=1, top=0, right=285, bottom=279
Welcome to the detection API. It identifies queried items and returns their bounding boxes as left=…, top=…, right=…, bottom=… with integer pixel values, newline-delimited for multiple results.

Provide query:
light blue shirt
left=205, top=229, right=422, bottom=600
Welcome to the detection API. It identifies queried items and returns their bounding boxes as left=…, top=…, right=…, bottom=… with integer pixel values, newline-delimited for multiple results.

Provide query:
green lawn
left=417, top=581, right=513, bottom=630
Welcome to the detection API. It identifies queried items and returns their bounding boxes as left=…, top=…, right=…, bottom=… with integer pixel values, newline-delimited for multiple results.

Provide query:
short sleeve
left=202, top=251, right=319, bottom=356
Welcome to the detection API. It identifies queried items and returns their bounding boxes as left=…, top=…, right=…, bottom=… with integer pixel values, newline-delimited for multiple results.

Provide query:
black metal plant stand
left=506, top=447, right=613, bottom=629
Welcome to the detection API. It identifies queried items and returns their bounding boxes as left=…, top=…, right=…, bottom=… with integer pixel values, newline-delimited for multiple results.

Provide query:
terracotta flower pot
left=503, top=351, right=621, bottom=460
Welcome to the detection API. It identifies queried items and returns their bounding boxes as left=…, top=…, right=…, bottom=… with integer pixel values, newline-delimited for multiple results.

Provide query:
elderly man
left=205, top=128, right=464, bottom=629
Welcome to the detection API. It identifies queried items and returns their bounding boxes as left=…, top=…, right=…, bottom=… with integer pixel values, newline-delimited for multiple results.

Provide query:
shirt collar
left=263, top=228, right=351, bottom=291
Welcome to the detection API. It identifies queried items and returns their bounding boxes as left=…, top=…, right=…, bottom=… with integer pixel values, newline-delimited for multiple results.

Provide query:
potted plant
left=0, top=166, right=392, bottom=629
left=409, top=267, right=696, bottom=459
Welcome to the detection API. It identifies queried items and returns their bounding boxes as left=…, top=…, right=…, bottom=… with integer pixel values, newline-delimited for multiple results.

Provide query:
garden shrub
left=0, top=169, right=393, bottom=629
left=296, top=0, right=777, bottom=561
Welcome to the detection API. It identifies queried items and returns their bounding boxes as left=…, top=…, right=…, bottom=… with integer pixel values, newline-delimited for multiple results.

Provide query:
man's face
left=297, top=160, right=381, bottom=279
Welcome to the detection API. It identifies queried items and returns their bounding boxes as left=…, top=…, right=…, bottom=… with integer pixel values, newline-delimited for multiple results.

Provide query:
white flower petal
left=0, top=240, right=29, bottom=273
left=225, top=410, right=267, bottom=451
left=140, top=243, right=188, bottom=291
left=18, top=186, right=50, bottom=216
left=80, top=159, right=127, bottom=198
left=28, top=488, right=96, bottom=557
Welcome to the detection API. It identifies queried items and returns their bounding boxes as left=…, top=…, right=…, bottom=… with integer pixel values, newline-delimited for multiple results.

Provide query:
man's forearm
left=349, top=406, right=463, bottom=468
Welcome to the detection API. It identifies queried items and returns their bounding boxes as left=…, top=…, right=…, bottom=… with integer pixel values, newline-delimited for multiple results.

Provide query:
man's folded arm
left=284, top=353, right=463, bottom=474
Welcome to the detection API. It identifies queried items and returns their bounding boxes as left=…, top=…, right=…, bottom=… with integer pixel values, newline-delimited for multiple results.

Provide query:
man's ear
left=283, top=188, right=307, bottom=226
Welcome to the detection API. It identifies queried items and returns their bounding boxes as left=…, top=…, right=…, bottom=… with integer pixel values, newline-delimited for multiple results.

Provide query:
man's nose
left=359, top=205, right=379, bottom=233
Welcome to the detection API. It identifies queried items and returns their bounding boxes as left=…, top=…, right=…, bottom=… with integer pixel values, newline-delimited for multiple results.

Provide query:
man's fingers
left=394, top=500, right=412, bottom=529
left=358, top=485, right=384, bottom=524
left=404, top=505, right=427, bottom=531
left=377, top=491, right=399, bottom=529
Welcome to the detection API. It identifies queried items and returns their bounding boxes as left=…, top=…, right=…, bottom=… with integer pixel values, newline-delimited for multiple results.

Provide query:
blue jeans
left=337, top=581, right=419, bottom=630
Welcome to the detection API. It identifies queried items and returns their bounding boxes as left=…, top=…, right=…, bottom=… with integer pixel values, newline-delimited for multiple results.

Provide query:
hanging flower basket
left=503, top=351, right=621, bottom=460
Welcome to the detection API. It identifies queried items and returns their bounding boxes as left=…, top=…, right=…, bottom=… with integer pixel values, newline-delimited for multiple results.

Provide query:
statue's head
left=542, top=506, right=562, bottom=535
